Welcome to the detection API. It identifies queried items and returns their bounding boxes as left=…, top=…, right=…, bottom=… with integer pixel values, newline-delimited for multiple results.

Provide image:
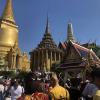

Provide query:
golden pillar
left=11, top=55, right=14, bottom=69
left=36, top=51, right=38, bottom=69
left=10, top=54, right=14, bottom=69
left=41, top=50, right=43, bottom=70
left=17, top=55, right=22, bottom=70
left=50, top=51, right=52, bottom=70
left=38, top=51, right=40, bottom=70
left=36, top=51, right=38, bottom=70
left=54, top=52, right=56, bottom=61
left=59, top=53, right=61, bottom=61
left=43, top=51, right=46, bottom=71
left=32, top=51, right=36, bottom=70
left=46, top=50, right=48, bottom=70
left=8, top=52, right=14, bottom=69
left=13, top=54, right=16, bottom=69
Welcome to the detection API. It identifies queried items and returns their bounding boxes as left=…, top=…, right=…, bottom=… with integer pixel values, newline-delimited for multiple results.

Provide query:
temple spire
left=45, top=16, right=50, bottom=34
left=67, top=21, right=75, bottom=42
left=1, top=0, right=15, bottom=23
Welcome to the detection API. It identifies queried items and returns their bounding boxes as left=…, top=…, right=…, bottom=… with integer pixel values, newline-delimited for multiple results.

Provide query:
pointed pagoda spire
left=67, top=21, right=75, bottom=42
left=36, top=16, right=58, bottom=49
left=45, top=15, right=50, bottom=34
left=1, top=0, right=15, bottom=23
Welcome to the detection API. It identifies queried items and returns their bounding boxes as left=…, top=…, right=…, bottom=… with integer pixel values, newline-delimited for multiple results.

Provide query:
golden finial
left=1, top=0, right=15, bottom=23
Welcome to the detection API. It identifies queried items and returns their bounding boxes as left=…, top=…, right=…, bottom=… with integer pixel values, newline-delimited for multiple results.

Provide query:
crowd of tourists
left=0, top=66, right=100, bottom=100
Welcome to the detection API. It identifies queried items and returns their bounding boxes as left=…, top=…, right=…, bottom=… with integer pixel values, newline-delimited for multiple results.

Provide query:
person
left=69, top=78, right=81, bottom=100
left=82, top=82, right=98, bottom=100
left=9, top=79, right=24, bottom=100
left=82, top=71, right=99, bottom=100
left=17, top=76, right=50, bottom=100
left=31, top=80, right=50, bottom=100
left=0, top=83, right=4, bottom=100
left=49, top=73, right=70, bottom=100
left=92, top=67, right=100, bottom=100
left=93, top=90, right=100, bottom=100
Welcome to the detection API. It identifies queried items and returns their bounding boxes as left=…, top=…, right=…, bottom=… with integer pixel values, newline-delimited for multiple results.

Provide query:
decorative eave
left=56, top=64, right=84, bottom=70
left=0, top=19, right=18, bottom=28
left=30, top=47, right=63, bottom=54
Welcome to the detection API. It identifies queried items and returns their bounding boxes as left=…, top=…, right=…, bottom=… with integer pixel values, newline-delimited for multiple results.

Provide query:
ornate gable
left=63, top=41, right=82, bottom=64
left=58, top=42, right=66, bottom=50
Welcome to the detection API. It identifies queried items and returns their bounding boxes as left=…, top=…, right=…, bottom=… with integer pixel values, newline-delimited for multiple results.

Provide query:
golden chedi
left=0, top=0, right=30, bottom=71
left=0, top=0, right=18, bottom=49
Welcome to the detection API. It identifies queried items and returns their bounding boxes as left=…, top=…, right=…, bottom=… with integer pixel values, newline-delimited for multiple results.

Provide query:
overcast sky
left=0, top=0, right=100, bottom=54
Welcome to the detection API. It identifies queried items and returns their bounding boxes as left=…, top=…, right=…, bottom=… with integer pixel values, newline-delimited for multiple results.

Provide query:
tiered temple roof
left=60, top=41, right=100, bottom=69
left=37, top=32, right=57, bottom=49
left=73, top=42, right=99, bottom=61
left=35, top=17, right=60, bottom=51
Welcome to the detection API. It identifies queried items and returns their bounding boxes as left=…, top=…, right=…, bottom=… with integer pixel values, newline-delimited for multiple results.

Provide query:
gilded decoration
left=0, top=0, right=30, bottom=71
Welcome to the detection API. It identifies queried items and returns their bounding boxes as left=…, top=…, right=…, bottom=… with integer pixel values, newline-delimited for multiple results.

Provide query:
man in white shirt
left=10, top=80, right=24, bottom=100
left=0, top=83, right=4, bottom=93
left=0, top=83, right=4, bottom=100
